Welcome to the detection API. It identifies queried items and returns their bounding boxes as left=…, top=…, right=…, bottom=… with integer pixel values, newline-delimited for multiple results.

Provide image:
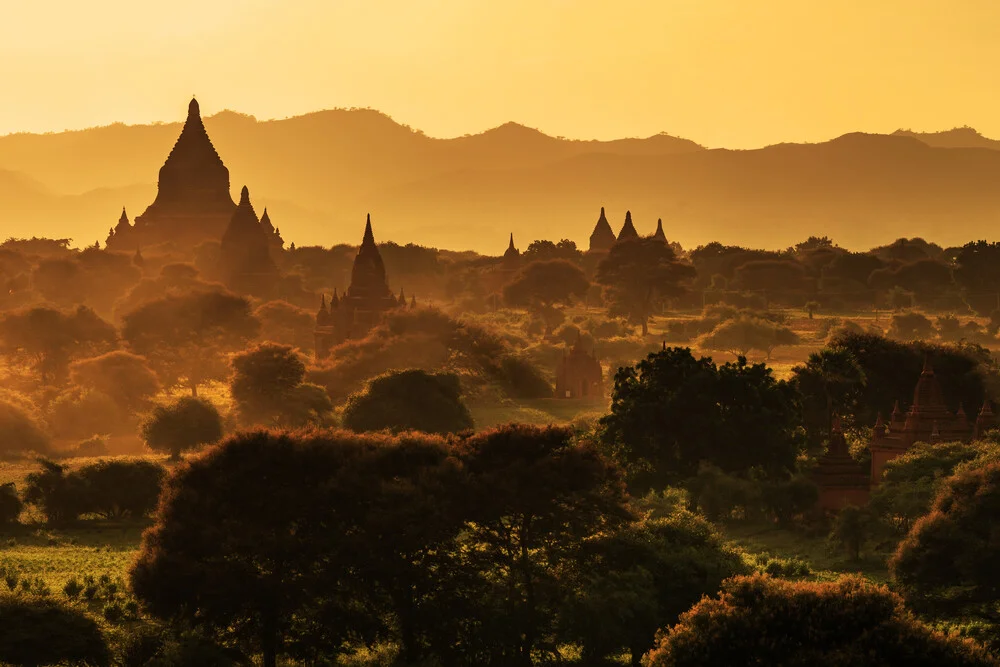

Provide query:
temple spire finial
left=239, top=185, right=250, bottom=205
left=361, top=214, right=376, bottom=247
left=508, top=232, right=515, bottom=250
left=188, top=97, right=200, bottom=119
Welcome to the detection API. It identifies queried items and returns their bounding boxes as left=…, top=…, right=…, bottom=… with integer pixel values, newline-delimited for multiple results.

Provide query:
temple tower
left=121, top=98, right=237, bottom=249
left=588, top=207, right=616, bottom=254
left=616, top=210, right=639, bottom=243
left=220, top=186, right=277, bottom=296
left=651, top=218, right=667, bottom=243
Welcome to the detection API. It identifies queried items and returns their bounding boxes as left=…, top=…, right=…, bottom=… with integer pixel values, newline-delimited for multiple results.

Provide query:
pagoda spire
left=588, top=206, right=616, bottom=253
left=617, top=210, right=639, bottom=242
left=652, top=217, right=667, bottom=243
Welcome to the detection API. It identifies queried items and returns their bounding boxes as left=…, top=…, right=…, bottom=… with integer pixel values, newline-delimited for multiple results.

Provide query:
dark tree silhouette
left=0, top=401, right=50, bottom=459
left=565, top=511, right=747, bottom=666
left=230, top=343, right=332, bottom=428
left=502, top=260, right=589, bottom=333
left=596, top=238, right=695, bottom=335
left=601, top=347, right=802, bottom=490
left=141, top=397, right=223, bottom=460
left=0, top=594, right=111, bottom=667
left=342, top=369, right=473, bottom=435
left=645, top=574, right=996, bottom=667
left=130, top=430, right=385, bottom=667
left=455, top=424, right=630, bottom=664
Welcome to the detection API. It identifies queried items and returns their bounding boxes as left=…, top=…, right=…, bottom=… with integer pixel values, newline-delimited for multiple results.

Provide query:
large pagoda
left=108, top=98, right=237, bottom=250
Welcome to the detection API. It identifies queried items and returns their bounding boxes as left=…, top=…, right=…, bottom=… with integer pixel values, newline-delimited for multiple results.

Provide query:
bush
left=645, top=574, right=997, bottom=667
left=0, top=401, right=49, bottom=459
left=0, top=483, right=21, bottom=525
left=760, top=475, right=819, bottom=527
left=889, top=312, right=935, bottom=340
left=0, top=593, right=111, bottom=667
left=67, top=435, right=109, bottom=458
left=76, top=459, right=166, bottom=520
left=687, top=465, right=760, bottom=522
left=828, top=505, right=873, bottom=561
left=69, top=351, right=160, bottom=415
left=342, top=370, right=474, bottom=435
left=23, top=459, right=88, bottom=525
left=141, top=398, right=223, bottom=460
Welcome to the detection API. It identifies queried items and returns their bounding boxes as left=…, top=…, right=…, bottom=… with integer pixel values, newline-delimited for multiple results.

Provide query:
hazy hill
left=0, top=110, right=999, bottom=252
left=893, top=127, right=1000, bottom=150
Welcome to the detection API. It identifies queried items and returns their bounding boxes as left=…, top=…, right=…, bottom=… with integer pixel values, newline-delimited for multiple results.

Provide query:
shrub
left=76, top=459, right=166, bottom=520
left=68, top=351, right=161, bottom=415
left=141, top=398, right=223, bottom=460
left=342, top=370, right=474, bottom=435
left=645, top=574, right=997, bottom=666
left=0, top=483, right=21, bottom=525
left=23, top=459, right=88, bottom=525
left=889, top=312, right=935, bottom=340
left=495, top=355, right=553, bottom=399
left=687, top=465, right=760, bottom=522
left=760, top=475, right=819, bottom=527
left=0, top=593, right=111, bottom=667
left=828, top=505, right=873, bottom=561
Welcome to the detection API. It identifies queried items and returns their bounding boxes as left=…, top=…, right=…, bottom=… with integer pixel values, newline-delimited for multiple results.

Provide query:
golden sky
left=1, top=0, right=998, bottom=148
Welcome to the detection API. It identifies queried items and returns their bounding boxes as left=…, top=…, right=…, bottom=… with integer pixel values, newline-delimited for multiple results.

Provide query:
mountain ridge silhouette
left=0, top=109, right=997, bottom=252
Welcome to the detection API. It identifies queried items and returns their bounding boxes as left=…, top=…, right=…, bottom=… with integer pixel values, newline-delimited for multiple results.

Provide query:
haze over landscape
left=3, top=1, right=1000, bottom=252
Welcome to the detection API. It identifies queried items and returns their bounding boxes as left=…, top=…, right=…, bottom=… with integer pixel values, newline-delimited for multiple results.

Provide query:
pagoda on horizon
left=107, top=98, right=238, bottom=251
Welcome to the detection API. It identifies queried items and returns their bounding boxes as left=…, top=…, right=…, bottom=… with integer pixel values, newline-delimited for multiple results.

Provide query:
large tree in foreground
left=646, top=574, right=996, bottom=667
left=596, top=237, right=695, bottom=335
left=131, top=430, right=379, bottom=667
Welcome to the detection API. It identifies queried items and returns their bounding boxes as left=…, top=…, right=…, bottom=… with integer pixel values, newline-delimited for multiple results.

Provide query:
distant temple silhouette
left=314, top=215, right=407, bottom=359
left=814, top=358, right=996, bottom=511
left=555, top=334, right=603, bottom=399
left=616, top=210, right=639, bottom=243
left=107, top=98, right=279, bottom=251
left=588, top=207, right=616, bottom=254
left=219, top=185, right=278, bottom=296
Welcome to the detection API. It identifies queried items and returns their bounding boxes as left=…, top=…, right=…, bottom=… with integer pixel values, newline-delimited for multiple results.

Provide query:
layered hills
left=0, top=110, right=997, bottom=253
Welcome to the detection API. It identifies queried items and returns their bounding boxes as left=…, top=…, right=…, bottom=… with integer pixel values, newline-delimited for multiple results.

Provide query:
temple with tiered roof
left=314, top=215, right=407, bottom=359
left=219, top=186, right=278, bottom=296
left=813, top=358, right=997, bottom=510
left=108, top=98, right=237, bottom=250
left=555, top=334, right=603, bottom=399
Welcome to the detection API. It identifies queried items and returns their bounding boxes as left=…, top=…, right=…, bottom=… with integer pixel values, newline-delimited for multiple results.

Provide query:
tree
left=230, top=343, right=332, bottom=428
left=342, top=369, right=473, bottom=435
left=828, top=505, right=872, bottom=561
left=0, top=401, right=50, bottom=459
left=869, top=440, right=985, bottom=534
left=502, top=260, right=589, bottom=334
left=121, top=291, right=260, bottom=396
left=564, top=510, right=748, bottom=666
left=0, top=306, right=117, bottom=384
left=68, top=351, right=160, bottom=415
left=76, top=459, right=166, bottom=520
left=823, top=331, right=990, bottom=429
left=130, top=430, right=384, bottom=667
left=601, top=347, right=803, bottom=490
left=792, top=348, right=867, bottom=447
left=0, top=483, right=21, bottom=525
left=596, top=238, right=696, bottom=335
left=888, top=312, right=935, bottom=340
left=732, top=259, right=809, bottom=294
left=697, top=316, right=800, bottom=360
left=455, top=424, right=630, bottom=664
left=892, top=462, right=1000, bottom=620
left=804, top=300, right=820, bottom=319
left=955, top=241, right=1000, bottom=314
left=0, top=594, right=111, bottom=667
left=645, top=574, right=996, bottom=667
left=521, top=239, right=582, bottom=264
left=141, top=397, right=223, bottom=460
left=23, top=459, right=88, bottom=525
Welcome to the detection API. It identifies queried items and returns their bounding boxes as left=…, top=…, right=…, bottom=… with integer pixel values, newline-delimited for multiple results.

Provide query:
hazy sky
left=1, top=0, right=998, bottom=147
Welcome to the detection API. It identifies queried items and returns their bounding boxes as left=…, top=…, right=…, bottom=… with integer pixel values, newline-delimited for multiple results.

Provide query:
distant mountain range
left=0, top=109, right=998, bottom=253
